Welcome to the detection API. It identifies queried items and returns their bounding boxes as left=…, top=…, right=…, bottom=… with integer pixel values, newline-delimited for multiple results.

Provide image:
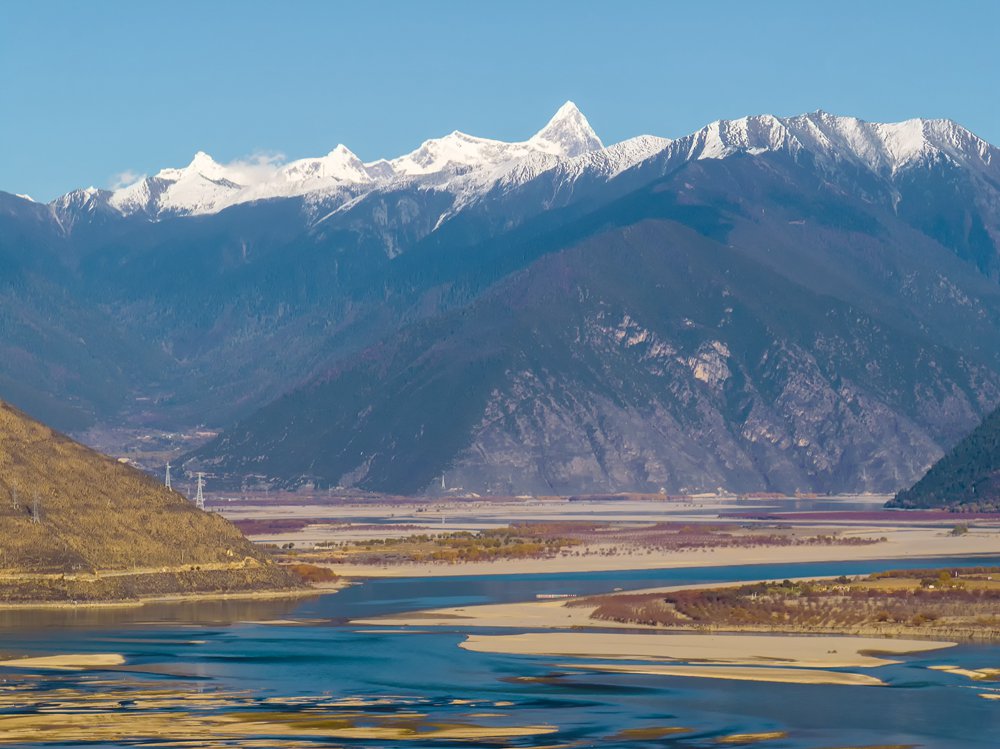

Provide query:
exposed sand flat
left=559, top=662, right=884, bottom=686
left=928, top=664, right=1000, bottom=681
left=716, top=731, right=789, bottom=744
left=330, top=526, right=1000, bottom=578
left=355, top=599, right=610, bottom=629
left=0, top=653, right=125, bottom=670
left=458, top=632, right=951, bottom=668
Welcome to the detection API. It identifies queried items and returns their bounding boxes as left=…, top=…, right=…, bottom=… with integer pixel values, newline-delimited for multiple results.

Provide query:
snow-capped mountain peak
left=529, top=100, right=604, bottom=157
left=279, top=145, right=374, bottom=184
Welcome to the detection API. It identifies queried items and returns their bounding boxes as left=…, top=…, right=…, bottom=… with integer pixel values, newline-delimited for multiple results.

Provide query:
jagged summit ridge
left=45, top=106, right=996, bottom=225
left=681, top=111, right=995, bottom=175
left=87, top=101, right=612, bottom=219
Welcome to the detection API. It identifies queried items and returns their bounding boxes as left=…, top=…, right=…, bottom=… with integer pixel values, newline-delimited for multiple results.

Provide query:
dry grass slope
left=0, top=401, right=296, bottom=602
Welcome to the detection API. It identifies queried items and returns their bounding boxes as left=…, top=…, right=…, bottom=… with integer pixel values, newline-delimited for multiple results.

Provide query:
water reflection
left=0, top=594, right=312, bottom=632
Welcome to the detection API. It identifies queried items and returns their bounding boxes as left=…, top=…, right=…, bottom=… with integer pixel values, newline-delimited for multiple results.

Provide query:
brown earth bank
left=0, top=400, right=300, bottom=604
left=0, top=567, right=310, bottom=606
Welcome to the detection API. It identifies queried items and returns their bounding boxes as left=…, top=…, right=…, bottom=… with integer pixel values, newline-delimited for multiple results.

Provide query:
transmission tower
left=165, top=462, right=172, bottom=490
left=30, top=492, right=41, bottom=524
left=194, top=473, right=206, bottom=510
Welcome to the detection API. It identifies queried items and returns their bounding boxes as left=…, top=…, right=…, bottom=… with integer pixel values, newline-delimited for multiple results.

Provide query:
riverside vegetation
left=571, top=567, right=1000, bottom=640
left=274, top=521, right=885, bottom=567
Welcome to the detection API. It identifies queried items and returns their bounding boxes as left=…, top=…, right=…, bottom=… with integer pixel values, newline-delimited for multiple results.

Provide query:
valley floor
left=221, top=493, right=1000, bottom=578
left=325, top=527, right=1000, bottom=577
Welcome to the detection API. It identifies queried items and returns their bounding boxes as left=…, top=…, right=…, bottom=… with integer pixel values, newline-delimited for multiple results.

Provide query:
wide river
left=3, top=556, right=999, bottom=747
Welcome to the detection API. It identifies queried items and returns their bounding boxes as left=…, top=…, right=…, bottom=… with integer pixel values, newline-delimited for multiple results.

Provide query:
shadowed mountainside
left=891, top=404, right=1000, bottom=511
left=192, top=152, right=1000, bottom=495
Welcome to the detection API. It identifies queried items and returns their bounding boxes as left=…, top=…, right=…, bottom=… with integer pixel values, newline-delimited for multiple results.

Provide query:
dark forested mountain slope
left=891, top=405, right=1000, bottom=511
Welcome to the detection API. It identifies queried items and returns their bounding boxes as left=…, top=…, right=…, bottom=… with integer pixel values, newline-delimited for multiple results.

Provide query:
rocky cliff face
left=193, top=195, right=1000, bottom=495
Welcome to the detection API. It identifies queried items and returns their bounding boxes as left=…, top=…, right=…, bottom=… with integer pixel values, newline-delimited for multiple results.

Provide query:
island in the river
left=573, top=566, right=1000, bottom=641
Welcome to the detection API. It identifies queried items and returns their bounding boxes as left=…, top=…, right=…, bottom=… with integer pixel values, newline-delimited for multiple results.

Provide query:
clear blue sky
left=3, top=0, right=998, bottom=201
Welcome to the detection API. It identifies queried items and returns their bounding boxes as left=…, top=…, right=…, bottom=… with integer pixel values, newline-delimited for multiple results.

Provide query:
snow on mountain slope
left=108, top=151, right=251, bottom=217
left=231, top=145, right=384, bottom=208
left=388, top=101, right=603, bottom=177
left=676, top=111, right=996, bottom=176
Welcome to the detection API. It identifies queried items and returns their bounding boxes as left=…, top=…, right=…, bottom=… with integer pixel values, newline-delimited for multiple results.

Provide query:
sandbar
left=0, top=653, right=126, bottom=670
left=458, top=631, right=950, bottom=669
left=559, top=662, right=883, bottom=686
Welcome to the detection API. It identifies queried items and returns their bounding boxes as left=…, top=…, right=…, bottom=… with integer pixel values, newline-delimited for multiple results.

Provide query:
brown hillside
left=0, top=400, right=297, bottom=602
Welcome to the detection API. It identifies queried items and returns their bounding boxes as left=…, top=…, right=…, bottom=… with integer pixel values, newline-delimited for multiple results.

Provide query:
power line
left=194, top=472, right=205, bottom=511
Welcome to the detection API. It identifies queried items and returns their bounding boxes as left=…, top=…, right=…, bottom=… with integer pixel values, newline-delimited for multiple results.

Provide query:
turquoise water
left=3, top=556, right=999, bottom=747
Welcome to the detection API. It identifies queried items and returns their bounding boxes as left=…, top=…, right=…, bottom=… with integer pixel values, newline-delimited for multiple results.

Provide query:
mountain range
left=4, top=102, right=1000, bottom=496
